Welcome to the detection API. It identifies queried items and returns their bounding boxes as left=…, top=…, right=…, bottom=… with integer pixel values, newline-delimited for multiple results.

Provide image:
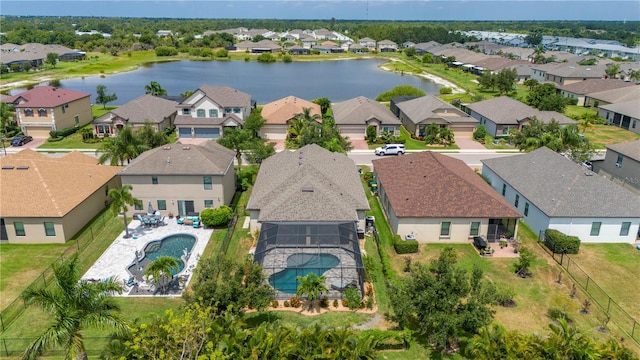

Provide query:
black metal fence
left=541, top=245, right=639, bottom=345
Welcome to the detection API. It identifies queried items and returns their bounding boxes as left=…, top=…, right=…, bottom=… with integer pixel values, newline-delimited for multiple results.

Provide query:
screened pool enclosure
left=254, top=222, right=365, bottom=300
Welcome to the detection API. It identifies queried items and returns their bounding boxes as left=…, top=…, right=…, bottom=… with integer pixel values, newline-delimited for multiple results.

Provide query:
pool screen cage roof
left=254, top=222, right=365, bottom=300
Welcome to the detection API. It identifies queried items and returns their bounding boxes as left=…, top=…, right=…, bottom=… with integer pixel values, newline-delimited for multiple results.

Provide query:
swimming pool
left=268, top=253, right=340, bottom=294
left=128, top=234, right=196, bottom=276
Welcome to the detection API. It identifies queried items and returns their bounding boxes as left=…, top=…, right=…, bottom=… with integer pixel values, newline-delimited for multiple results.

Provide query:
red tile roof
left=372, top=152, right=521, bottom=219
left=3, top=86, right=90, bottom=108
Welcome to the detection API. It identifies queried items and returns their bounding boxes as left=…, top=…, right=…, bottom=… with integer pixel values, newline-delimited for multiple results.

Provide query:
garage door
left=452, top=126, right=475, bottom=136
left=260, top=125, right=287, bottom=140
left=194, top=127, right=220, bottom=139
left=25, top=126, right=52, bottom=138
left=178, top=127, right=192, bottom=139
left=339, top=125, right=366, bottom=140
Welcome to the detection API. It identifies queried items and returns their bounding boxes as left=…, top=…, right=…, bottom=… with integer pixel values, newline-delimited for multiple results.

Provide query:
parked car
left=10, top=135, right=33, bottom=146
left=375, top=144, right=405, bottom=156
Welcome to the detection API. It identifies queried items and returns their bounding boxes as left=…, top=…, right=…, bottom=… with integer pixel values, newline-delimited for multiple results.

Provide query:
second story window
left=38, top=108, right=47, bottom=117
left=152, top=176, right=158, bottom=185
left=203, top=176, right=212, bottom=190
left=24, top=109, right=33, bottom=117
left=209, top=109, right=218, bottom=118
left=183, top=108, right=190, bottom=115
left=197, top=109, right=205, bottom=117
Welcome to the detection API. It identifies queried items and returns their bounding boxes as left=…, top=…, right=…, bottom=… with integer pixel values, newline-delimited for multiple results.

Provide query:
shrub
left=271, top=300, right=279, bottom=308
left=257, top=52, right=276, bottom=63
left=473, top=125, right=487, bottom=141
left=49, top=126, right=80, bottom=138
left=289, top=296, right=302, bottom=308
left=439, top=87, right=453, bottom=95
left=283, top=300, right=290, bottom=307
left=282, top=54, right=292, bottom=63
left=366, top=295, right=374, bottom=309
left=344, top=287, right=362, bottom=310
left=155, top=46, right=178, bottom=56
left=47, top=136, right=64, bottom=142
left=495, top=287, right=516, bottom=307
left=365, top=125, right=377, bottom=143
left=319, top=297, right=329, bottom=308
left=215, top=49, right=229, bottom=58
left=333, top=299, right=339, bottom=308
left=244, top=56, right=251, bottom=62
left=200, top=205, right=233, bottom=227
left=365, top=283, right=374, bottom=297
left=393, top=234, right=418, bottom=254
left=544, top=229, right=581, bottom=254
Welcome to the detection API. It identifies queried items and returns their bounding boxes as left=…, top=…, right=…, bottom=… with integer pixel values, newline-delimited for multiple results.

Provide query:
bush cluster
left=200, top=205, right=233, bottom=228
left=49, top=126, right=79, bottom=138
left=155, top=46, right=178, bottom=56
left=393, top=234, right=418, bottom=254
left=544, top=229, right=581, bottom=254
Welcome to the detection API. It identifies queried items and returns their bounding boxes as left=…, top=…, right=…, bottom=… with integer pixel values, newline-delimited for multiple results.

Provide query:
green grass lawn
left=583, top=124, right=640, bottom=149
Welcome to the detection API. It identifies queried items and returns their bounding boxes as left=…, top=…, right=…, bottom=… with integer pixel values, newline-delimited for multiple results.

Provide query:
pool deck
left=82, top=217, right=213, bottom=296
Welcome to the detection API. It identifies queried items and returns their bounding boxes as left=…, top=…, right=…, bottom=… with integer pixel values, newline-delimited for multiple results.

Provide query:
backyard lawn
left=584, top=124, right=640, bottom=149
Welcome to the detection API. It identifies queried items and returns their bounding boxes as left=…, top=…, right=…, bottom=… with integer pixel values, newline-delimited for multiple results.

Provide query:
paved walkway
left=82, top=218, right=213, bottom=296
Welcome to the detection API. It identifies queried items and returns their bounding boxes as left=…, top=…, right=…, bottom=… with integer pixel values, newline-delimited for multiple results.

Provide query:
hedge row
left=49, top=126, right=79, bottom=138
left=393, top=234, right=418, bottom=254
left=544, top=229, right=581, bottom=254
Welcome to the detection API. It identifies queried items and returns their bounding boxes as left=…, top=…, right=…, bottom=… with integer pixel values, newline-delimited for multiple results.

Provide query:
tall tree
left=144, top=81, right=167, bottom=96
left=144, top=256, right=180, bottom=294
left=478, top=72, right=497, bottom=91
left=527, top=83, right=569, bottom=112
left=217, top=127, right=251, bottom=167
left=22, top=254, right=126, bottom=360
left=0, top=102, right=15, bottom=135
left=45, top=53, right=59, bottom=68
left=95, top=84, right=118, bottom=109
left=312, top=97, right=331, bottom=115
left=108, top=184, right=139, bottom=239
left=97, top=126, right=148, bottom=165
left=495, top=68, right=518, bottom=95
left=605, top=63, right=620, bottom=79
left=135, top=121, right=169, bottom=148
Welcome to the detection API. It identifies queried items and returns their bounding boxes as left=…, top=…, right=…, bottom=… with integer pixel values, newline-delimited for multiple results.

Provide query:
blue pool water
left=269, top=253, right=340, bottom=294
left=134, top=234, right=196, bottom=276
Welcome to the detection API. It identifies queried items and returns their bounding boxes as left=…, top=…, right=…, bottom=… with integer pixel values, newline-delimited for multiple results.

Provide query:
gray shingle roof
left=93, top=95, right=177, bottom=125
left=195, top=85, right=251, bottom=107
left=332, top=96, right=401, bottom=126
left=587, top=85, right=640, bottom=103
left=556, top=79, right=634, bottom=95
left=246, top=144, right=369, bottom=222
left=599, top=100, right=640, bottom=119
left=607, top=140, right=640, bottom=162
left=119, top=141, right=235, bottom=176
left=396, top=95, right=476, bottom=125
left=466, top=96, right=576, bottom=125
left=481, top=147, right=640, bottom=218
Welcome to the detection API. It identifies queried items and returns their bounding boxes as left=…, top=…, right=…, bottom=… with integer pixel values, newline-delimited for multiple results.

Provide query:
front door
left=177, top=201, right=195, bottom=216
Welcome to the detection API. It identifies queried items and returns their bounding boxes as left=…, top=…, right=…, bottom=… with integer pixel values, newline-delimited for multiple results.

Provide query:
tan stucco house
left=373, top=151, right=521, bottom=243
left=332, top=96, right=402, bottom=140
left=119, top=141, right=236, bottom=217
left=0, top=150, right=121, bottom=244
left=2, top=86, right=92, bottom=138
left=394, top=95, right=479, bottom=137
left=259, top=96, right=321, bottom=140
left=92, top=95, right=178, bottom=137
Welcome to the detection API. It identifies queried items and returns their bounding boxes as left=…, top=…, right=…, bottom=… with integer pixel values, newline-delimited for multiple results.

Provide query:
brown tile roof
left=261, top=96, right=321, bottom=125
left=0, top=150, right=121, bottom=217
left=372, top=151, right=521, bottom=219
left=3, top=86, right=90, bottom=108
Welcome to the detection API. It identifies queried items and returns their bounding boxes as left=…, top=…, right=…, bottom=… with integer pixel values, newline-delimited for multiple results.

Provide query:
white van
left=374, top=144, right=405, bottom=156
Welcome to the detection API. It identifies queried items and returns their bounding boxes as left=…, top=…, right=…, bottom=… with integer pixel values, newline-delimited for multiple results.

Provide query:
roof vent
left=301, top=186, right=314, bottom=192
left=16, top=166, right=29, bottom=170
left=182, top=146, right=190, bottom=150
left=2, top=165, right=15, bottom=170
left=167, top=156, right=171, bottom=163
left=584, top=172, right=593, bottom=176
left=163, top=146, right=171, bottom=150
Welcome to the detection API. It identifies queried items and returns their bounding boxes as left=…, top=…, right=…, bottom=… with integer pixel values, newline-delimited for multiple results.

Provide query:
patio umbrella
left=147, top=201, right=154, bottom=215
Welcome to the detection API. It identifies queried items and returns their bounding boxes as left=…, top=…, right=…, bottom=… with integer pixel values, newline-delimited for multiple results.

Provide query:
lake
left=22, top=59, right=441, bottom=105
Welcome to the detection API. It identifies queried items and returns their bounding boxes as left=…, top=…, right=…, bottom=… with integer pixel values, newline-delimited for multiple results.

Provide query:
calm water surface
left=23, top=59, right=441, bottom=105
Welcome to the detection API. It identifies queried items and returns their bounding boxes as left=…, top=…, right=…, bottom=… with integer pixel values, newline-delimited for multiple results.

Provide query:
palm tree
left=144, top=256, right=180, bottom=294
left=97, top=126, right=147, bottom=166
left=108, top=184, right=138, bottom=239
left=424, top=123, right=441, bottom=145
left=217, top=127, right=251, bottom=167
left=144, top=81, right=167, bottom=96
left=22, top=254, right=126, bottom=360
left=578, top=115, right=596, bottom=134
left=296, top=273, right=328, bottom=309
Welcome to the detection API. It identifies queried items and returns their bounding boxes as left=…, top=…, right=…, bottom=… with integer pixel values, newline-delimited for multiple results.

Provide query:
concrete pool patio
left=82, top=217, right=213, bottom=296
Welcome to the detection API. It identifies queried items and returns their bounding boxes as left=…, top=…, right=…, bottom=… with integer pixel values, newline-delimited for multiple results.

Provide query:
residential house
left=402, top=41, right=415, bottom=49
left=259, top=96, right=321, bottom=140
left=119, top=141, right=236, bottom=217
left=394, top=95, right=479, bottom=137
left=313, top=28, right=336, bottom=41
left=2, top=86, right=92, bottom=138
left=584, top=85, right=640, bottom=108
left=540, top=64, right=607, bottom=86
left=482, top=147, right=640, bottom=243
left=413, top=41, right=441, bottom=55
left=156, top=30, right=174, bottom=37
left=463, top=96, right=577, bottom=137
left=598, top=100, right=640, bottom=134
left=174, top=85, right=253, bottom=140
left=234, top=40, right=281, bottom=53
left=247, top=144, right=369, bottom=298
left=0, top=43, right=85, bottom=69
left=358, top=37, right=377, bottom=51
left=373, top=151, right=521, bottom=242
left=592, top=140, right=640, bottom=195
left=92, top=95, right=178, bottom=137
left=287, top=46, right=310, bottom=55
left=0, top=150, right=121, bottom=244
left=556, top=79, right=634, bottom=106
left=348, top=44, right=368, bottom=53
left=300, top=35, right=317, bottom=49
left=377, top=40, right=398, bottom=52
left=331, top=96, right=402, bottom=140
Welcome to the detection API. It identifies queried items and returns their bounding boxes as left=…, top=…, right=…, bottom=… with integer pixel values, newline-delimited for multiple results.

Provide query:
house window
left=233, top=108, right=241, bottom=114
left=224, top=108, right=232, bottom=114
left=502, top=184, right=506, bottom=196
left=470, top=222, right=480, bottom=236
left=620, top=222, right=631, bottom=236
left=197, top=109, right=206, bottom=117
left=209, top=109, right=218, bottom=118
left=183, top=108, right=191, bottom=115
left=134, top=200, right=143, bottom=211
left=204, top=200, right=214, bottom=208
left=203, top=176, right=212, bottom=190
left=616, top=154, right=623, bottom=168
left=14, top=222, right=25, bottom=236
left=633, top=120, right=637, bottom=129
left=44, top=222, right=55, bottom=236
left=74, top=116, right=79, bottom=126
left=514, top=195, right=519, bottom=208
left=61, top=105, right=66, bottom=114
left=152, top=176, right=158, bottom=185
left=38, top=108, right=47, bottom=117
left=524, top=203, right=529, bottom=216
left=590, top=222, right=602, bottom=236
left=157, top=200, right=167, bottom=211
left=440, top=222, right=451, bottom=236
left=382, top=126, right=395, bottom=133
left=105, top=185, right=109, bottom=195
left=24, top=109, right=33, bottom=117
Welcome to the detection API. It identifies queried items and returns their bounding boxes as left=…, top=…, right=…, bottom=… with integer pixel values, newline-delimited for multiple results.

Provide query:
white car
left=375, top=144, right=405, bottom=156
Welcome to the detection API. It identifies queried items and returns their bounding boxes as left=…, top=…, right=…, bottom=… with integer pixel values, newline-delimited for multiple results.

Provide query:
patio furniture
left=177, top=217, right=184, bottom=225
left=192, top=220, right=200, bottom=228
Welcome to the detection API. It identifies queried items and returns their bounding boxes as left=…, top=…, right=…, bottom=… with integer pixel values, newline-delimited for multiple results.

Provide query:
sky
left=1, top=0, right=639, bottom=21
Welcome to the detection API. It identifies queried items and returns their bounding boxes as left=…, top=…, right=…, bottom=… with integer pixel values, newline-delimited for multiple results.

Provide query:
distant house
left=259, top=96, right=321, bottom=140
left=463, top=96, right=577, bottom=137
left=358, top=37, right=377, bottom=51
left=557, top=79, right=634, bottom=106
left=593, top=140, right=640, bottom=195
left=373, top=151, right=521, bottom=242
left=537, top=64, right=607, bottom=86
left=119, top=141, right=236, bottom=217
left=234, top=40, right=281, bottom=53
left=287, top=46, right=310, bottom=55
left=0, top=43, right=85, bottom=69
left=598, top=100, right=640, bottom=134
left=348, top=44, right=368, bottom=53
left=584, top=85, right=640, bottom=108
left=331, top=96, right=402, bottom=140
left=156, top=30, right=174, bottom=37
left=394, top=95, right=479, bottom=137
left=174, top=85, right=254, bottom=140
left=2, top=86, right=92, bottom=138
left=0, top=150, right=121, bottom=244
left=482, top=147, right=640, bottom=243
left=300, top=36, right=317, bottom=49
left=92, top=95, right=178, bottom=137
left=377, top=40, right=398, bottom=52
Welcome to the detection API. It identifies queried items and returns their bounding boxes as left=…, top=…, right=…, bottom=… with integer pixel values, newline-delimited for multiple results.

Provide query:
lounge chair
left=192, top=220, right=200, bottom=228
left=330, top=280, right=357, bottom=291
